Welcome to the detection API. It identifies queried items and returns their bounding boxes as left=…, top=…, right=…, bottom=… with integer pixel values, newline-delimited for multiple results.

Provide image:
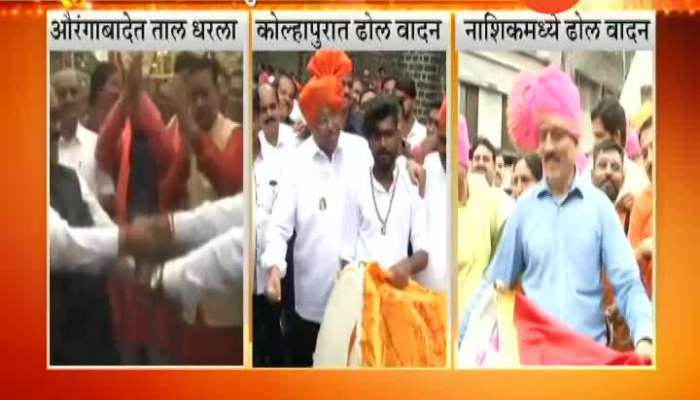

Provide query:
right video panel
left=455, top=11, right=656, bottom=368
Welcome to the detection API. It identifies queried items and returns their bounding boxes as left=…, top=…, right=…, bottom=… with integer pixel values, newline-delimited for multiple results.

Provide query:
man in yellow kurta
left=457, top=173, right=504, bottom=317
left=452, top=102, right=506, bottom=317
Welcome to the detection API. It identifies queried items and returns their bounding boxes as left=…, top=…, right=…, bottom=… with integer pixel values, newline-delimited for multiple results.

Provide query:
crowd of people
left=49, top=48, right=654, bottom=368
left=49, top=51, right=245, bottom=365
left=252, top=50, right=448, bottom=367
left=457, top=65, right=655, bottom=362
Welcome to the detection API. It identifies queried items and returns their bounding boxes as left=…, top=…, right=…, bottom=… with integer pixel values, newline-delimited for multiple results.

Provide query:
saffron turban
left=299, top=50, right=353, bottom=128
left=507, top=66, right=583, bottom=151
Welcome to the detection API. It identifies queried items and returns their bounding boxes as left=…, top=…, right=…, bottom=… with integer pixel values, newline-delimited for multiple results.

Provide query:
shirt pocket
left=565, top=225, right=602, bottom=294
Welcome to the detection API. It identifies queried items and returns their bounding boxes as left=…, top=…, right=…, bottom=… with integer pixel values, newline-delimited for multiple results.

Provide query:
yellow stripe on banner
left=496, top=290, right=521, bottom=367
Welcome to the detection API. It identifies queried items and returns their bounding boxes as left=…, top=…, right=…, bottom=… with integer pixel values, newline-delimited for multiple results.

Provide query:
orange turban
left=299, top=50, right=353, bottom=128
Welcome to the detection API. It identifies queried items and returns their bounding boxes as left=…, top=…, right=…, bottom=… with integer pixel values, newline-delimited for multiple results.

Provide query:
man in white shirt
left=257, top=83, right=298, bottom=167
left=416, top=98, right=448, bottom=292
left=275, top=71, right=306, bottom=142
left=52, top=69, right=115, bottom=209
left=49, top=85, right=128, bottom=365
left=262, top=50, right=426, bottom=366
left=395, top=78, right=427, bottom=153
left=471, top=137, right=515, bottom=218
left=261, top=50, right=374, bottom=366
left=253, top=83, right=295, bottom=366
left=340, top=96, right=429, bottom=288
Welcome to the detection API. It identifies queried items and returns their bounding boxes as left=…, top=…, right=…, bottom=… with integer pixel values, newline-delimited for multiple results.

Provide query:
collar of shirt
left=370, top=164, right=401, bottom=195
left=305, top=131, right=350, bottom=164
left=258, top=123, right=296, bottom=155
left=535, top=169, right=587, bottom=204
left=59, top=123, right=92, bottom=147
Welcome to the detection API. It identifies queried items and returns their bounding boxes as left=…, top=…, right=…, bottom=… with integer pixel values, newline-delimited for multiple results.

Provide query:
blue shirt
left=464, top=172, right=652, bottom=345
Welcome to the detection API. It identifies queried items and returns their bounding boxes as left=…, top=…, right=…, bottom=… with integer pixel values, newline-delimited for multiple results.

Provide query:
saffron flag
left=459, top=287, right=652, bottom=367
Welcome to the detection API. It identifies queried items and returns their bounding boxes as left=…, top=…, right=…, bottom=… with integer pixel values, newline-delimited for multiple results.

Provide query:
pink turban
left=625, top=119, right=642, bottom=159
left=507, top=66, right=583, bottom=152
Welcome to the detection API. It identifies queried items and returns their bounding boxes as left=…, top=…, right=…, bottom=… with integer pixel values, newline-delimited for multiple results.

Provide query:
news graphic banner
left=253, top=10, right=449, bottom=51
left=48, top=10, right=248, bottom=51
left=457, top=11, right=655, bottom=51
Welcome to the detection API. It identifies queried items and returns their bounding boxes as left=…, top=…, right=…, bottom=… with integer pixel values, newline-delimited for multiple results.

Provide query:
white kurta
left=414, top=152, right=448, bottom=292
left=58, top=123, right=115, bottom=199
left=49, top=169, right=117, bottom=273
left=170, top=194, right=245, bottom=326
left=340, top=163, right=429, bottom=270
left=254, top=122, right=297, bottom=295
left=49, top=207, right=118, bottom=272
left=162, top=226, right=245, bottom=327
left=262, top=132, right=373, bottom=323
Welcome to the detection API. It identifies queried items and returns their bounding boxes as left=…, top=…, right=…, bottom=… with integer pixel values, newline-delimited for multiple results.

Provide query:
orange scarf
left=361, top=263, right=447, bottom=367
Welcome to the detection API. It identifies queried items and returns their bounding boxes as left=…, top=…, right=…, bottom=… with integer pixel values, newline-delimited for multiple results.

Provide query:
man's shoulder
left=339, top=131, right=369, bottom=154
left=341, top=130, right=368, bottom=145
left=279, top=122, right=296, bottom=138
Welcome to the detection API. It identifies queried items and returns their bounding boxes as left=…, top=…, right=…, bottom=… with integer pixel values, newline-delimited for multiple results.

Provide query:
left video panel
left=47, top=10, right=249, bottom=366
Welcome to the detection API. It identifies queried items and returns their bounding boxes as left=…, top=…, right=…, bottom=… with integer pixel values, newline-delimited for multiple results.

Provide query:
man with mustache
left=252, top=83, right=295, bottom=366
left=262, top=50, right=375, bottom=367
left=262, top=51, right=425, bottom=366
left=590, top=138, right=635, bottom=350
left=463, top=67, right=653, bottom=361
left=53, top=68, right=115, bottom=213
left=175, top=54, right=244, bottom=201
left=257, top=83, right=297, bottom=153
left=340, top=96, right=429, bottom=288
left=471, top=137, right=515, bottom=218
left=591, top=139, right=629, bottom=230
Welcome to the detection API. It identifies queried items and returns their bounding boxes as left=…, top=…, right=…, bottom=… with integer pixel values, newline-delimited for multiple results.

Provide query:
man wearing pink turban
left=461, top=66, right=654, bottom=362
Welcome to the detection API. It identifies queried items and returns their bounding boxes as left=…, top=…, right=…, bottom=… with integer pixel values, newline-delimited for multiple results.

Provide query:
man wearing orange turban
left=261, top=50, right=375, bottom=366
left=261, top=50, right=428, bottom=366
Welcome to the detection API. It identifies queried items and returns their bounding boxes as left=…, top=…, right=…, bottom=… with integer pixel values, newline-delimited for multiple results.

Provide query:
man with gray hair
left=52, top=68, right=115, bottom=208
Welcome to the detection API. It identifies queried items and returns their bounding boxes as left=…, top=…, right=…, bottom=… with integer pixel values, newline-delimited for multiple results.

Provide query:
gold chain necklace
left=370, top=166, right=399, bottom=235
